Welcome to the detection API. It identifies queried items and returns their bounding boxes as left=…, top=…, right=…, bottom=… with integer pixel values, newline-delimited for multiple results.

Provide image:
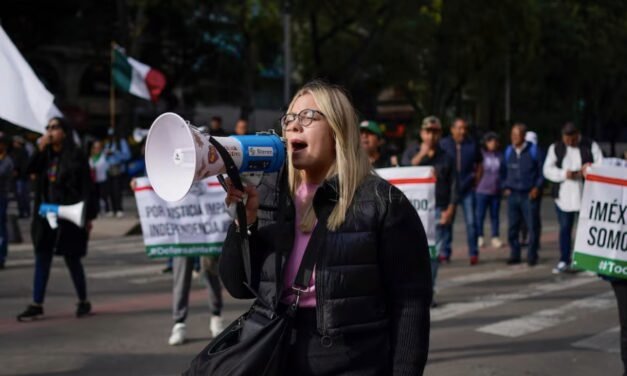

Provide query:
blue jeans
left=431, top=208, right=448, bottom=290
left=33, top=251, right=87, bottom=304
left=507, top=191, right=539, bottom=261
left=443, top=192, right=479, bottom=257
left=0, top=196, right=7, bottom=263
left=476, top=193, right=501, bottom=238
left=555, top=205, right=577, bottom=264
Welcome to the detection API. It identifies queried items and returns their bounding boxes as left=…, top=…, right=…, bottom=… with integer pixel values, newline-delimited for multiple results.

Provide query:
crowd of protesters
left=0, top=112, right=625, bottom=357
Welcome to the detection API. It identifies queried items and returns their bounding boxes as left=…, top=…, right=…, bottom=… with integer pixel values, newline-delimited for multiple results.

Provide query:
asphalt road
left=0, top=198, right=622, bottom=376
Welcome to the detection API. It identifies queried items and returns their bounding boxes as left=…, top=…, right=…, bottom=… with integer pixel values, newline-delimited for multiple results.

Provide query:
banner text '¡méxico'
left=145, top=202, right=227, bottom=219
left=149, top=221, right=231, bottom=237
left=587, top=199, right=627, bottom=251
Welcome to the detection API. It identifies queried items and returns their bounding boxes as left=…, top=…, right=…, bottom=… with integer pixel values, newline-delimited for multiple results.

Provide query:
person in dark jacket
left=17, top=117, right=97, bottom=321
left=0, top=135, right=14, bottom=269
left=402, top=116, right=457, bottom=307
left=439, top=118, right=483, bottom=264
left=11, top=136, right=31, bottom=218
left=503, top=123, right=544, bottom=266
left=222, top=81, right=432, bottom=375
left=360, top=120, right=397, bottom=168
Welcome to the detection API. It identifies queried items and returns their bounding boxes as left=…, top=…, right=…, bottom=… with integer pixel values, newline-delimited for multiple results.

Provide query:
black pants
left=107, top=175, right=124, bottom=212
left=285, top=308, right=388, bottom=376
left=612, top=281, right=627, bottom=376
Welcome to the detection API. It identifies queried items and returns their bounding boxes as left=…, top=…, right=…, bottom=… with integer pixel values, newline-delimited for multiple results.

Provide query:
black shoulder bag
left=183, top=137, right=326, bottom=376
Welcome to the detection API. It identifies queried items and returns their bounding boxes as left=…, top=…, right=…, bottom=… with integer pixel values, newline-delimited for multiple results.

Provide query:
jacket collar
left=312, top=175, right=339, bottom=221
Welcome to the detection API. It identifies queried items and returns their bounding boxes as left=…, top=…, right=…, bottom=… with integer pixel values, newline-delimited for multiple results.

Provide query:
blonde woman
left=221, top=81, right=431, bottom=375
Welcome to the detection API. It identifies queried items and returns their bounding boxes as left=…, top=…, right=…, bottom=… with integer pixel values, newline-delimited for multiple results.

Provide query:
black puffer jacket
left=220, top=174, right=432, bottom=375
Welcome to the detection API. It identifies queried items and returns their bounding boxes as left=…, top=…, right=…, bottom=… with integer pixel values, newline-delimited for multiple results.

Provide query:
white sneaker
left=115, top=211, right=124, bottom=218
left=168, top=322, right=186, bottom=345
left=552, top=261, right=569, bottom=274
left=491, top=238, right=503, bottom=248
left=477, top=236, right=485, bottom=247
left=210, top=316, right=225, bottom=338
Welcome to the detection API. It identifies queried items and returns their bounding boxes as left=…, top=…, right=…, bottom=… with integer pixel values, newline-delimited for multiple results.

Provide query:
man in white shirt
left=543, top=122, right=603, bottom=273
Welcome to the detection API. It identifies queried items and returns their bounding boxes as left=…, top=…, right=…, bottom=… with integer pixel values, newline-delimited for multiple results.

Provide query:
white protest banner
left=376, top=166, right=437, bottom=258
left=134, top=176, right=230, bottom=258
left=573, top=165, right=627, bottom=278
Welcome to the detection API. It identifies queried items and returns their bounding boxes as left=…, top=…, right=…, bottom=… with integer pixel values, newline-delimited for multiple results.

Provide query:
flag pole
left=110, top=41, right=116, bottom=131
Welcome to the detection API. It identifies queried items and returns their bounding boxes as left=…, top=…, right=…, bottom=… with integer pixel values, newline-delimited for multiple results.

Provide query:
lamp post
left=283, top=0, right=291, bottom=105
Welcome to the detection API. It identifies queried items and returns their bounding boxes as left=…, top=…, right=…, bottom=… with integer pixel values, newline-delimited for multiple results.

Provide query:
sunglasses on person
left=45, top=124, right=61, bottom=131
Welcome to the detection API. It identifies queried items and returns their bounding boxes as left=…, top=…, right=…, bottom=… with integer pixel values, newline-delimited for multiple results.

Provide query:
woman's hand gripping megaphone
left=224, top=177, right=260, bottom=227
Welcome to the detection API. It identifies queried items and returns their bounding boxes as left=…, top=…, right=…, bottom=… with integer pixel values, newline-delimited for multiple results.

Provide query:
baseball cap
left=360, top=120, right=383, bottom=138
left=421, top=116, right=442, bottom=131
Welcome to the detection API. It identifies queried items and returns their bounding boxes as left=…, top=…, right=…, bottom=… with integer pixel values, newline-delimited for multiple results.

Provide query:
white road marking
left=432, top=275, right=598, bottom=322
left=476, top=291, right=615, bottom=337
left=89, top=265, right=163, bottom=279
left=436, top=265, right=545, bottom=291
left=572, top=326, right=620, bottom=353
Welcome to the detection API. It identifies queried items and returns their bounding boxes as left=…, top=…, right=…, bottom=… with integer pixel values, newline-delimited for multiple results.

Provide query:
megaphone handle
left=208, top=136, right=253, bottom=284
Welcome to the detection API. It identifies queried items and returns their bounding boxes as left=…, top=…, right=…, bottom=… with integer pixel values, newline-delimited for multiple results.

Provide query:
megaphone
left=38, top=201, right=85, bottom=229
left=145, top=112, right=285, bottom=202
left=133, top=128, right=150, bottom=143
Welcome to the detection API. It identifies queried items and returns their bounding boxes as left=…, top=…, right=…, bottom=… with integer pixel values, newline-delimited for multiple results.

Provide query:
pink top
left=281, top=182, right=319, bottom=307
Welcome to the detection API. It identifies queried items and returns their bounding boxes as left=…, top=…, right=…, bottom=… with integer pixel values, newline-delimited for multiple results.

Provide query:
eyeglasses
left=45, top=124, right=61, bottom=131
left=280, top=109, right=325, bottom=130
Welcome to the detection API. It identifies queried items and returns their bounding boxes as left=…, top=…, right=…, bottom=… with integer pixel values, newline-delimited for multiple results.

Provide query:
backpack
left=504, top=143, right=539, bottom=163
left=549, top=138, right=594, bottom=198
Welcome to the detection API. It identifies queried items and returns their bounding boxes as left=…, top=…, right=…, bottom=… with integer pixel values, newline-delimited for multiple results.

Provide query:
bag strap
left=290, top=205, right=329, bottom=306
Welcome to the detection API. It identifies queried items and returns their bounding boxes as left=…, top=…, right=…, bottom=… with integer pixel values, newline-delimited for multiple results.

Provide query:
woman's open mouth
left=290, top=140, right=308, bottom=153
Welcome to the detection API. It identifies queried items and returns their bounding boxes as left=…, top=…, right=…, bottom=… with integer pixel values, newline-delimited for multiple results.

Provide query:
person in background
left=475, top=132, right=505, bottom=249
left=503, top=123, right=544, bottom=266
left=11, top=136, right=31, bottom=218
left=104, top=128, right=131, bottom=218
left=361, top=120, right=397, bottom=168
left=0, top=136, right=14, bottom=270
left=89, top=140, right=109, bottom=216
left=439, top=118, right=483, bottom=265
left=520, top=131, right=540, bottom=247
left=402, top=116, right=456, bottom=307
left=209, top=116, right=228, bottom=137
left=17, top=117, right=97, bottom=321
left=168, top=253, right=225, bottom=345
left=543, top=122, right=603, bottom=274
left=234, top=119, right=249, bottom=136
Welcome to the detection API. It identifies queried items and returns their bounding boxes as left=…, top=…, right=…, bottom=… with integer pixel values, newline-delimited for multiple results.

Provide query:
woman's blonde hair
left=284, top=80, right=371, bottom=232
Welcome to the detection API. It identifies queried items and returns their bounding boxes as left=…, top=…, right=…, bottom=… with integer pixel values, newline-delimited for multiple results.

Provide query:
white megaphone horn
left=38, top=201, right=85, bottom=229
left=145, top=112, right=285, bottom=202
left=133, top=128, right=150, bottom=143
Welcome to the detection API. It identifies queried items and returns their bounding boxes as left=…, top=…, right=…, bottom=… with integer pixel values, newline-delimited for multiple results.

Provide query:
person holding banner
left=360, top=120, right=397, bottom=168
left=543, top=122, right=603, bottom=274
left=17, top=117, right=97, bottom=321
left=222, top=80, right=431, bottom=375
left=402, top=116, right=457, bottom=306
left=503, top=123, right=544, bottom=266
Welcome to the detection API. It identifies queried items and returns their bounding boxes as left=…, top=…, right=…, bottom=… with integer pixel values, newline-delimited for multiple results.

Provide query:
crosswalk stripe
left=432, top=275, right=597, bottom=322
left=476, top=291, right=615, bottom=338
left=572, top=326, right=620, bottom=353
left=89, top=265, right=163, bottom=279
left=436, top=265, right=544, bottom=291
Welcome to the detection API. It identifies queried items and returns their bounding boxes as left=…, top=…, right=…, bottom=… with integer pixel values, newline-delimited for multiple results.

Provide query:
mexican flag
left=112, top=44, right=166, bottom=102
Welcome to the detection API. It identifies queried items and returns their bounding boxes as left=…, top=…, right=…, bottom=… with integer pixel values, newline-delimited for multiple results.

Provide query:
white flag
left=0, top=25, right=62, bottom=133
